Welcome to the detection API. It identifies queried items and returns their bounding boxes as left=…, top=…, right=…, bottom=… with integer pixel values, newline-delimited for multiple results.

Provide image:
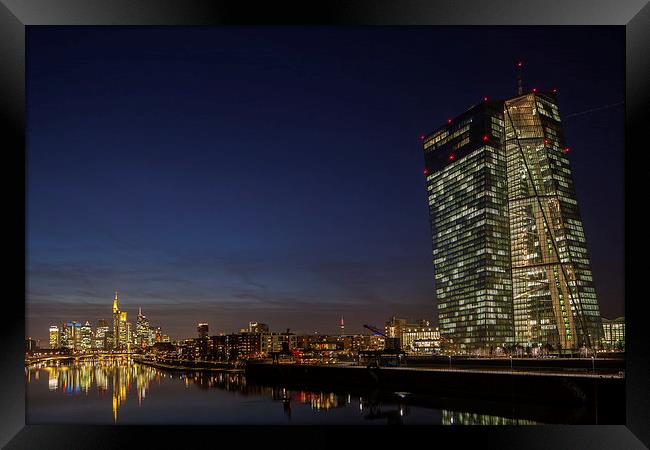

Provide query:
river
left=26, top=358, right=552, bottom=425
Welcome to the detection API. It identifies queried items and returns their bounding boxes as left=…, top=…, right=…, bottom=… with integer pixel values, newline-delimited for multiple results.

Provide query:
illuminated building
left=423, top=98, right=513, bottom=351
left=25, top=338, right=38, bottom=352
left=197, top=323, right=209, bottom=339
left=238, top=332, right=262, bottom=358
left=249, top=322, right=269, bottom=333
left=59, top=323, right=69, bottom=349
left=423, top=88, right=603, bottom=351
left=601, top=316, right=625, bottom=350
left=385, top=317, right=407, bottom=346
left=61, top=321, right=82, bottom=351
left=80, top=321, right=93, bottom=351
left=135, top=308, right=150, bottom=348
left=264, top=330, right=297, bottom=353
left=504, top=92, right=603, bottom=350
left=49, top=325, right=59, bottom=349
left=125, top=321, right=133, bottom=350
left=112, top=292, right=122, bottom=350
left=209, top=335, right=229, bottom=360
left=383, top=318, right=440, bottom=353
left=119, top=312, right=128, bottom=349
left=402, top=325, right=441, bottom=354
left=148, top=326, right=156, bottom=345
left=95, top=319, right=109, bottom=350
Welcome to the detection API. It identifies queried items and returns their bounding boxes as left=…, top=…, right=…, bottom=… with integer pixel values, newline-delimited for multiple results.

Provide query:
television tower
left=516, top=61, right=524, bottom=95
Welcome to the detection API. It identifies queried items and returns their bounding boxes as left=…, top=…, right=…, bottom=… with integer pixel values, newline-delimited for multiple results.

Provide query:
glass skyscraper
left=423, top=91, right=603, bottom=352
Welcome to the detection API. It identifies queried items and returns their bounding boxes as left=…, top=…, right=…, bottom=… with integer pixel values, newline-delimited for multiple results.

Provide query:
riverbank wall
left=245, top=362, right=624, bottom=410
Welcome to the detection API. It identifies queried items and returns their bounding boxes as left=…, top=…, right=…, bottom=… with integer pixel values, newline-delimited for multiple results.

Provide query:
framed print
left=1, top=0, right=648, bottom=448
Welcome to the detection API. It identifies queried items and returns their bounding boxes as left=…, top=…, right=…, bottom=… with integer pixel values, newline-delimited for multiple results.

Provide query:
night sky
left=26, top=27, right=624, bottom=342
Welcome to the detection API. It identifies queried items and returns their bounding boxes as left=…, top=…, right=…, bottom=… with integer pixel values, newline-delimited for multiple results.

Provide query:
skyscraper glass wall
left=424, top=91, right=603, bottom=351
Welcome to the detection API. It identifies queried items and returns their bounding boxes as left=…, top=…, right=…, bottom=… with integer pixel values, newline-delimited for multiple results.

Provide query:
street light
left=448, top=355, right=452, bottom=369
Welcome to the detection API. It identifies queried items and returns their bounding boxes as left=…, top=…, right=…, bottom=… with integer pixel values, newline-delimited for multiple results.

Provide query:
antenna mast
left=516, top=61, right=524, bottom=95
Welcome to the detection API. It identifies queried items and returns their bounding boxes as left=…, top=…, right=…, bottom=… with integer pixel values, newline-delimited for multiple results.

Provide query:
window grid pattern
left=427, top=134, right=514, bottom=350
left=505, top=94, right=603, bottom=349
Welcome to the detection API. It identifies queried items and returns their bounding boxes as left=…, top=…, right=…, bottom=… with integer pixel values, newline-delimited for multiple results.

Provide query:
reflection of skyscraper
left=423, top=88, right=603, bottom=351
left=442, top=410, right=537, bottom=425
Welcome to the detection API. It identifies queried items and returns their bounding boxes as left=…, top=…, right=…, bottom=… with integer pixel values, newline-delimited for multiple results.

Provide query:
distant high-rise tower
left=136, top=308, right=150, bottom=348
left=61, top=321, right=81, bottom=351
left=119, top=312, right=129, bottom=349
left=49, top=325, right=59, bottom=349
left=112, top=291, right=126, bottom=350
left=422, top=88, right=603, bottom=351
left=80, top=321, right=93, bottom=350
left=197, top=323, right=209, bottom=339
left=95, top=319, right=109, bottom=350
left=340, top=316, right=345, bottom=335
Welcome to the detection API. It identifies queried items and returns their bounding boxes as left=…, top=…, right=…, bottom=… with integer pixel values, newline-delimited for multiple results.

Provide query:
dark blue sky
left=26, top=27, right=624, bottom=341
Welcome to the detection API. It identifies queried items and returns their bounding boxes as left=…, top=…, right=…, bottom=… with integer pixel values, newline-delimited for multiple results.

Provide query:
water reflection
left=27, top=360, right=540, bottom=425
left=442, top=410, right=537, bottom=425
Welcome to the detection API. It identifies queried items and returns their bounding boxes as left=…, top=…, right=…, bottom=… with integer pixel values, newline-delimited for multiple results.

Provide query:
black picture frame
left=1, top=0, right=648, bottom=448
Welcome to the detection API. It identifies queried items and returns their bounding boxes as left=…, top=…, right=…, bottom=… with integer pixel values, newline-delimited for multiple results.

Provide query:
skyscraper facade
left=197, top=323, right=209, bottom=340
left=423, top=100, right=514, bottom=351
left=49, top=325, right=59, bottom=349
left=112, top=292, right=129, bottom=350
left=95, top=319, right=109, bottom=350
left=80, top=321, right=93, bottom=351
left=112, top=292, right=121, bottom=349
left=119, top=312, right=129, bottom=349
left=60, top=321, right=81, bottom=351
left=136, top=308, right=150, bottom=348
left=504, top=92, right=603, bottom=350
left=423, top=90, right=603, bottom=351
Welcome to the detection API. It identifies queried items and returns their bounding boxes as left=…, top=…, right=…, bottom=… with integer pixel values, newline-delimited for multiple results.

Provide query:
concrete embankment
left=245, top=362, right=624, bottom=410
left=134, top=358, right=243, bottom=373
left=406, top=355, right=625, bottom=373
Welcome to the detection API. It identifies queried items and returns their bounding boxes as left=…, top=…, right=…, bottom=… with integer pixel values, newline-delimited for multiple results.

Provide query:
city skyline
left=26, top=27, right=624, bottom=344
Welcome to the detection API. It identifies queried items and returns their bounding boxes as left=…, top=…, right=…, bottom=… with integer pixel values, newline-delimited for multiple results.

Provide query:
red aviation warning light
left=563, top=147, right=571, bottom=154
left=532, top=88, right=538, bottom=93
left=423, top=167, right=429, bottom=176
left=447, top=118, right=453, bottom=124
left=516, top=61, right=523, bottom=69
left=544, top=138, right=550, bottom=145
left=483, top=96, right=488, bottom=102
left=482, top=134, right=489, bottom=142
left=420, top=134, right=425, bottom=140
left=552, top=88, right=558, bottom=93
left=448, top=154, right=456, bottom=161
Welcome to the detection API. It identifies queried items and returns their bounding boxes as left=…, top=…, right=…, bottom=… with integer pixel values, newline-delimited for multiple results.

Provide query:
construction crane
left=363, top=324, right=401, bottom=351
